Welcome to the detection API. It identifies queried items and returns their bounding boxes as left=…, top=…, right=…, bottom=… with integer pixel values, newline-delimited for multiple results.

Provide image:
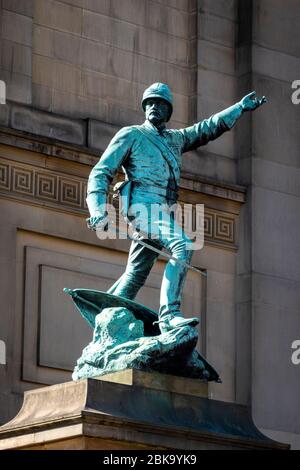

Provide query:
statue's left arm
left=180, top=91, right=267, bottom=152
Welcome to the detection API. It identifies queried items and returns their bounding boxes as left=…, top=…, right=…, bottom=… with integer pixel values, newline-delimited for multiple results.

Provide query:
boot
left=155, top=312, right=199, bottom=334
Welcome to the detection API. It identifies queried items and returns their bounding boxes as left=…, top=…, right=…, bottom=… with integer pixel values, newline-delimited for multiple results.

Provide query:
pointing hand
left=240, top=91, right=267, bottom=112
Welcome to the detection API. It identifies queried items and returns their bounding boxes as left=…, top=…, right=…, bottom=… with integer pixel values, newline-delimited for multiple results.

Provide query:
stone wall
left=250, top=0, right=300, bottom=448
left=0, top=0, right=197, bottom=128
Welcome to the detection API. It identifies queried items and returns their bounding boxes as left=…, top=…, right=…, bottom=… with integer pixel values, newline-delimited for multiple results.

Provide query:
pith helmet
left=141, top=82, right=173, bottom=121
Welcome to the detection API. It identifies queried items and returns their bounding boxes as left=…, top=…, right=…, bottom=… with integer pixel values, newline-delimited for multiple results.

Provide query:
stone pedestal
left=0, top=370, right=289, bottom=450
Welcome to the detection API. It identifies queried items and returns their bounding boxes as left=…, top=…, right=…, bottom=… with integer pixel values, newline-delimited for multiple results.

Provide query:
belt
left=132, top=182, right=178, bottom=201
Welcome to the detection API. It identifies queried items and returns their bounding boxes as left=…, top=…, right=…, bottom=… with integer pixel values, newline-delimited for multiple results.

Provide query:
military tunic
left=87, top=103, right=243, bottom=206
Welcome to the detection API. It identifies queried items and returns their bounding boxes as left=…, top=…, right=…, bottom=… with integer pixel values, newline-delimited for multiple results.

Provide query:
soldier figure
left=86, top=83, right=266, bottom=334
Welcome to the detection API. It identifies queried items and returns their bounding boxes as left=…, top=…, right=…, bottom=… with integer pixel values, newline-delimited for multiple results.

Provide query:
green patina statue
left=66, top=83, right=266, bottom=381
left=86, top=83, right=266, bottom=334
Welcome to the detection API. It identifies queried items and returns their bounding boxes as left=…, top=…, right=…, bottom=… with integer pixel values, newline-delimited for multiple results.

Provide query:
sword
left=90, top=218, right=207, bottom=278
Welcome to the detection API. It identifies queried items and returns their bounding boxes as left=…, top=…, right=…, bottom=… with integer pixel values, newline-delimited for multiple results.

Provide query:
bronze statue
left=86, top=83, right=266, bottom=334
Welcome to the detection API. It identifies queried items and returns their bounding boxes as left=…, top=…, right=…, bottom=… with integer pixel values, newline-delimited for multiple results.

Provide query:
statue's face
left=145, top=98, right=171, bottom=127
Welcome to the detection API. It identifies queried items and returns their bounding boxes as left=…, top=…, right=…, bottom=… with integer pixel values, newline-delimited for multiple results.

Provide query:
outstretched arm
left=180, top=91, right=267, bottom=152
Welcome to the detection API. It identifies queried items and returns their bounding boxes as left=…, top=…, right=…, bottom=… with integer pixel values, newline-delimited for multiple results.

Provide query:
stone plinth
left=95, top=368, right=209, bottom=398
left=0, top=370, right=289, bottom=450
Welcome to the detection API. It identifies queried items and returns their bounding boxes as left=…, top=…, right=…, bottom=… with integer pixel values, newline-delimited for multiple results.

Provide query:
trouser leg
left=129, top=204, right=195, bottom=319
left=159, top=236, right=193, bottom=318
left=154, top=214, right=193, bottom=318
left=108, top=203, right=198, bottom=333
left=108, top=232, right=193, bottom=318
left=107, top=239, right=158, bottom=300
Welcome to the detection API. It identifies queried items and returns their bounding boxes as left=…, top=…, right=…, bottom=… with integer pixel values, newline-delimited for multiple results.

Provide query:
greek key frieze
left=0, top=163, right=10, bottom=190
left=0, top=158, right=87, bottom=212
left=0, top=158, right=236, bottom=249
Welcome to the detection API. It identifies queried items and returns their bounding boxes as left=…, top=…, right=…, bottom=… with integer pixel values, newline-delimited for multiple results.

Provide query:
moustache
left=149, top=110, right=160, bottom=116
